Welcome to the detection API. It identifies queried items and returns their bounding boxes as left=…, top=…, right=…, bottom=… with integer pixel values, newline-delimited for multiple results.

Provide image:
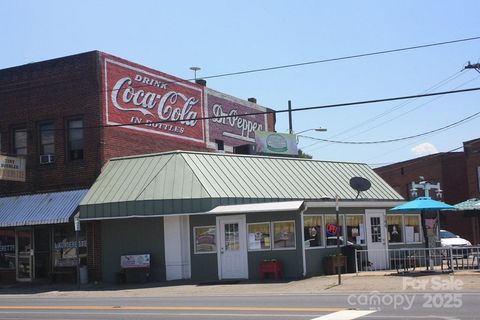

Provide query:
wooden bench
left=119, top=254, right=151, bottom=283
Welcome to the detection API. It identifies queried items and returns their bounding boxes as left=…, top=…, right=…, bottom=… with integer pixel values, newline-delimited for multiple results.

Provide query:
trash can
left=79, top=265, right=88, bottom=284
left=341, top=244, right=362, bottom=273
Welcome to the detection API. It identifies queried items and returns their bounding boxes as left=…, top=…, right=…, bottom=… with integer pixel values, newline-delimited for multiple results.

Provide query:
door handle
left=220, top=248, right=225, bottom=254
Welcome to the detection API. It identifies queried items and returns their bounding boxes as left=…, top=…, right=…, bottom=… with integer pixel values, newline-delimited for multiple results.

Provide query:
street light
left=410, top=177, right=443, bottom=199
left=295, top=128, right=327, bottom=144
left=296, top=127, right=327, bottom=135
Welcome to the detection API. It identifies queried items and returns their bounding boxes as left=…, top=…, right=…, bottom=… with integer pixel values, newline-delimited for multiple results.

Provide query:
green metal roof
left=79, top=151, right=403, bottom=219
left=453, top=198, right=480, bottom=211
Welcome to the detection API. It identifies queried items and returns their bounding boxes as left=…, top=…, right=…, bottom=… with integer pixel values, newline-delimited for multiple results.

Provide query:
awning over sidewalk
left=0, top=189, right=88, bottom=227
left=207, top=201, right=305, bottom=215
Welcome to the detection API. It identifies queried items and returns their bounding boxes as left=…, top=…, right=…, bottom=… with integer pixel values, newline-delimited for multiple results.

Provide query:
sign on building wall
left=255, top=131, right=298, bottom=156
left=103, top=57, right=205, bottom=144
left=0, top=155, right=26, bottom=182
left=205, top=89, right=269, bottom=149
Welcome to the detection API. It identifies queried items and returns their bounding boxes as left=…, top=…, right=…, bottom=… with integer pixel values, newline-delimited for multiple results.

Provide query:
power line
left=200, top=36, right=480, bottom=80
left=18, top=85, right=480, bottom=133
left=301, top=69, right=469, bottom=150
left=370, top=146, right=465, bottom=171
left=298, top=110, right=480, bottom=145
left=2, top=36, right=480, bottom=94
left=93, top=86, right=480, bottom=131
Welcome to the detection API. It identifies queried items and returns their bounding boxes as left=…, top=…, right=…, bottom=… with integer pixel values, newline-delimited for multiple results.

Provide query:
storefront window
left=0, top=229, right=15, bottom=270
left=194, top=226, right=216, bottom=254
left=405, top=215, right=421, bottom=243
left=325, top=215, right=344, bottom=246
left=53, top=225, right=87, bottom=267
left=387, top=215, right=403, bottom=243
left=346, top=215, right=365, bottom=245
left=272, top=221, right=296, bottom=249
left=247, top=223, right=271, bottom=250
left=303, top=216, right=323, bottom=248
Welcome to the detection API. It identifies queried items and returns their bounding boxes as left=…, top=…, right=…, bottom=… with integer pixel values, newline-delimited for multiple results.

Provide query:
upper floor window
left=13, top=128, right=27, bottom=156
left=39, top=122, right=55, bottom=156
left=66, top=119, right=84, bottom=161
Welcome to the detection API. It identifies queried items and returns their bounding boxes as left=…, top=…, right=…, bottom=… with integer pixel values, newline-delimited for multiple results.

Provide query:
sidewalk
left=1, top=271, right=479, bottom=297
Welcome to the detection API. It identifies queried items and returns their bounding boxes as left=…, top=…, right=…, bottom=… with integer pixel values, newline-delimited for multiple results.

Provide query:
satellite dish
left=349, top=177, right=371, bottom=199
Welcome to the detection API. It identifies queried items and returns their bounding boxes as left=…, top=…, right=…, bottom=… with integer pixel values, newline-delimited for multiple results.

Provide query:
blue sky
left=1, top=1, right=479, bottom=166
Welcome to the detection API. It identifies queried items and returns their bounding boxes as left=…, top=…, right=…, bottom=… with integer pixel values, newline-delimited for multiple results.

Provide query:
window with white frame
left=325, top=215, right=344, bottom=246
left=404, top=215, right=422, bottom=243
left=272, top=221, right=296, bottom=249
left=387, top=215, right=404, bottom=243
left=194, top=226, right=216, bottom=254
left=303, top=215, right=323, bottom=248
left=247, top=222, right=271, bottom=251
left=346, top=215, right=365, bottom=245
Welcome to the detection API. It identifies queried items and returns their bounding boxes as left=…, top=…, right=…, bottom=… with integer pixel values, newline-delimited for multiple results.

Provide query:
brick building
left=374, top=138, right=480, bottom=245
left=0, top=51, right=275, bottom=283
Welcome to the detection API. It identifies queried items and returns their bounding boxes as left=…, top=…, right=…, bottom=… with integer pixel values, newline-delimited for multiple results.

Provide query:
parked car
left=440, top=230, right=472, bottom=258
left=440, top=230, right=472, bottom=247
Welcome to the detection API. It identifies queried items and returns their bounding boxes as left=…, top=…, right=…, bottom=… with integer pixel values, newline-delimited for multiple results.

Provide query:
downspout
left=300, top=202, right=307, bottom=278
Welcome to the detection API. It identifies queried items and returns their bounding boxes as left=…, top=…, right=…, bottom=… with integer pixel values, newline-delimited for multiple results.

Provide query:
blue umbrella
left=390, top=197, right=455, bottom=211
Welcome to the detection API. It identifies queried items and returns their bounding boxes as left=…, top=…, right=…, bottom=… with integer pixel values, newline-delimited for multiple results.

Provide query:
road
left=0, top=292, right=478, bottom=320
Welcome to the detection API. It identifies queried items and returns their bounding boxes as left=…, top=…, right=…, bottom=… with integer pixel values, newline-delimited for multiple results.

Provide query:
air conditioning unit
left=39, top=154, right=55, bottom=164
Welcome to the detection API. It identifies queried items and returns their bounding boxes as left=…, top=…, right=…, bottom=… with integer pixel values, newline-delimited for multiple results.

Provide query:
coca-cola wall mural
left=103, top=56, right=205, bottom=144
left=102, top=55, right=270, bottom=149
left=205, top=89, right=269, bottom=150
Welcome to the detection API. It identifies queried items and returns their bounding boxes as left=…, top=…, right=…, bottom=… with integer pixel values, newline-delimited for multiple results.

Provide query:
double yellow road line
left=0, top=305, right=345, bottom=312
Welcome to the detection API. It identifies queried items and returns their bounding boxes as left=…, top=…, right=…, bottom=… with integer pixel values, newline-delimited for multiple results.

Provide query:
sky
left=1, top=1, right=479, bottom=166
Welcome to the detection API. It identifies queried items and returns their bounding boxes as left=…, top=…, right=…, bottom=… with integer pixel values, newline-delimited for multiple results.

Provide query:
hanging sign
left=0, top=155, right=26, bottom=182
left=255, top=131, right=298, bottom=156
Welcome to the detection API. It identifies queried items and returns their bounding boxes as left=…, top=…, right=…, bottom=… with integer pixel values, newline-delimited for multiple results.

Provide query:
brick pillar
left=87, top=221, right=102, bottom=281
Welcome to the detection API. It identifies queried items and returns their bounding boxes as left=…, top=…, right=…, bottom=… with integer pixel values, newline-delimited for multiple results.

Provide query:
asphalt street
left=0, top=293, right=478, bottom=320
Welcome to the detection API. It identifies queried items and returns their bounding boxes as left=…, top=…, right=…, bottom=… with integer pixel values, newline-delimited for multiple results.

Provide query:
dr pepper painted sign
left=206, top=89, right=268, bottom=147
left=103, top=57, right=205, bottom=143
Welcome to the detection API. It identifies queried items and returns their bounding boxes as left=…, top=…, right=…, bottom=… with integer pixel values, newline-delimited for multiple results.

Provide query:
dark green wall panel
left=101, top=217, right=165, bottom=283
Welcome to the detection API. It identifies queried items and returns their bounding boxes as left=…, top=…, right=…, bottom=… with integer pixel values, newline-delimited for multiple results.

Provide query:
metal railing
left=355, top=246, right=480, bottom=274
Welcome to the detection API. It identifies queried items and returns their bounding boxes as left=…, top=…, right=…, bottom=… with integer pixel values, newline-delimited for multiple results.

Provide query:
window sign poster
left=248, top=233, right=261, bottom=250
left=326, top=223, right=338, bottom=237
left=405, top=226, right=415, bottom=243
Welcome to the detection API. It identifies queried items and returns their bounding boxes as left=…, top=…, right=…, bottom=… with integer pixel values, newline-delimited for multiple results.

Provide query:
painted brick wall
left=374, top=153, right=467, bottom=204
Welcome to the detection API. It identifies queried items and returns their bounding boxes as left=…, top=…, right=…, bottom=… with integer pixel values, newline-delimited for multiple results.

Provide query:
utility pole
left=288, top=100, right=293, bottom=134
left=464, top=62, right=480, bottom=73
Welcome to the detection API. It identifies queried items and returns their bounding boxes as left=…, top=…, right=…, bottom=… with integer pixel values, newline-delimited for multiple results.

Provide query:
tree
left=298, top=149, right=313, bottom=159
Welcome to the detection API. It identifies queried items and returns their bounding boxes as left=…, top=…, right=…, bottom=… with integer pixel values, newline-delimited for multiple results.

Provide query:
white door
left=217, top=215, right=248, bottom=279
left=164, top=215, right=191, bottom=280
left=365, top=209, right=388, bottom=270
